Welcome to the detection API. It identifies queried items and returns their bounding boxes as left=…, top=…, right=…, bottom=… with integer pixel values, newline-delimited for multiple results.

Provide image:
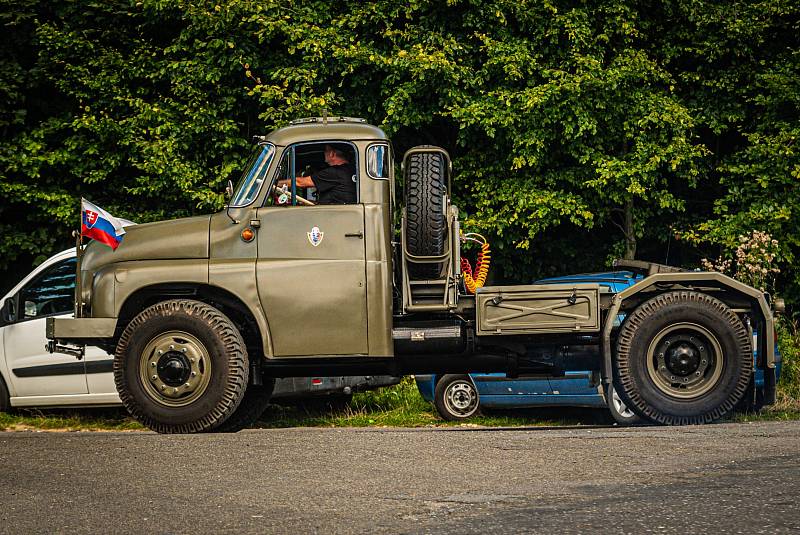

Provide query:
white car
left=0, top=250, right=397, bottom=411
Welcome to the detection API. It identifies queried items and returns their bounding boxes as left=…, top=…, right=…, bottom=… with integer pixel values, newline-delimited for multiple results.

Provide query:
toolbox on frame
left=475, top=284, right=601, bottom=336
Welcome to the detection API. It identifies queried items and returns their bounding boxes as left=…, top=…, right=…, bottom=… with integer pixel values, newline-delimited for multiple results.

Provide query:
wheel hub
left=647, top=323, right=723, bottom=400
left=139, top=331, right=212, bottom=407
left=664, top=341, right=701, bottom=376
left=157, top=352, right=192, bottom=386
left=445, top=381, right=478, bottom=417
left=451, top=387, right=472, bottom=410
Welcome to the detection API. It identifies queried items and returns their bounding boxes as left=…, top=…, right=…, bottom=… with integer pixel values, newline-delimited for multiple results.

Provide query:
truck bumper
left=46, top=317, right=117, bottom=341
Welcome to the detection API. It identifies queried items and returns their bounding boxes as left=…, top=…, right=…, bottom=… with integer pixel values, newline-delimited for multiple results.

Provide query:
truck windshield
left=231, top=143, right=275, bottom=207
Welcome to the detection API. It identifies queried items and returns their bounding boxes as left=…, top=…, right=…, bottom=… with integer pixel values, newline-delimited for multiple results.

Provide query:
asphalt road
left=1, top=420, right=799, bottom=534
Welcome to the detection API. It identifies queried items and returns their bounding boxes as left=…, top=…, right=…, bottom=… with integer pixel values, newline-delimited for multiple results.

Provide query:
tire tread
left=405, top=152, right=447, bottom=279
left=114, top=299, right=249, bottom=434
left=614, top=291, right=751, bottom=425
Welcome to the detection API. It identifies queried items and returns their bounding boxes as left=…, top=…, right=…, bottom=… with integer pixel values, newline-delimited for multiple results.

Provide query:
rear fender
left=600, top=272, right=775, bottom=384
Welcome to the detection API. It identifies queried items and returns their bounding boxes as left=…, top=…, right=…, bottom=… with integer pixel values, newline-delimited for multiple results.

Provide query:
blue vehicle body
left=415, top=271, right=781, bottom=411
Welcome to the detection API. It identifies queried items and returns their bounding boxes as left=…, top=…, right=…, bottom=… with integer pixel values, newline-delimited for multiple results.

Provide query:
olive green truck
left=47, top=117, right=779, bottom=433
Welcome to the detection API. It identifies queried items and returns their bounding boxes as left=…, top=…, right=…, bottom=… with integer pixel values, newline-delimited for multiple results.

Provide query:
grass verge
left=0, top=407, right=144, bottom=432
left=0, top=378, right=602, bottom=432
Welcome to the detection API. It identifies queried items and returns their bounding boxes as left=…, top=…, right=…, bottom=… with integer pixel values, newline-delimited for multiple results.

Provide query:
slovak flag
left=81, top=199, right=127, bottom=250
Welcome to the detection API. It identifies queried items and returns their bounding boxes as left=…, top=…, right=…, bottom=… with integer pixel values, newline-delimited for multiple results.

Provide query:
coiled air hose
left=460, top=233, right=491, bottom=294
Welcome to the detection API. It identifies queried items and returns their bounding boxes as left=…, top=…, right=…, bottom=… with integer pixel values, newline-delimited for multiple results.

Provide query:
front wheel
left=0, top=374, right=10, bottom=413
left=114, top=300, right=249, bottom=433
left=434, top=374, right=480, bottom=421
left=614, top=291, right=752, bottom=425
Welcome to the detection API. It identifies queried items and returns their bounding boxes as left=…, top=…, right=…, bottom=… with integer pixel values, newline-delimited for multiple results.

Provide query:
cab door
left=255, top=203, right=369, bottom=356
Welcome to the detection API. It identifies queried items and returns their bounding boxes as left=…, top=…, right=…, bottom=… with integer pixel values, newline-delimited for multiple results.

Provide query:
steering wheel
left=272, top=184, right=315, bottom=206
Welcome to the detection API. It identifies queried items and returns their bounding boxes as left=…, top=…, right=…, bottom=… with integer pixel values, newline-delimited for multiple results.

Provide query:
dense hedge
left=1, top=1, right=798, bottom=309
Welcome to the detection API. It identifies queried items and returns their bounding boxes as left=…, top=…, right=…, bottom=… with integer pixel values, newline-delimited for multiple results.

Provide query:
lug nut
left=172, top=388, right=178, bottom=393
left=191, top=371, right=197, bottom=377
left=151, top=362, right=156, bottom=367
left=169, top=345, right=174, bottom=350
left=151, top=375, right=158, bottom=381
left=182, top=348, right=187, bottom=353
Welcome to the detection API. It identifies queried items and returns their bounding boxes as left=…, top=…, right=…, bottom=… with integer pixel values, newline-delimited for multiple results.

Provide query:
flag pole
left=74, top=198, right=84, bottom=319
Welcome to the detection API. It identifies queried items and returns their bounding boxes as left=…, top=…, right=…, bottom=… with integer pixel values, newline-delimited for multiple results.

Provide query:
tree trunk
left=624, top=198, right=636, bottom=260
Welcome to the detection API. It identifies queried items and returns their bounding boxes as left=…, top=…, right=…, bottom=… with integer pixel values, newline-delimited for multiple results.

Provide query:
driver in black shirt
left=277, top=144, right=356, bottom=204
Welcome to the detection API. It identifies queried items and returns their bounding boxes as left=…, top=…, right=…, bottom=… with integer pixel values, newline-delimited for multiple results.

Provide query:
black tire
left=605, top=383, right=644, bottom=426
left=734, top=378, right=765, bottom=413
left=405, top=152, right=447, bottom=279
left=614, top=291, right=752, bottom=425
left=434, top=374, right=480, bottom=421
left=114, top=299, right=249, bottom=434
left=210, top=379, right=276, bottom=432
left=0, top=373, right=10, bottom=413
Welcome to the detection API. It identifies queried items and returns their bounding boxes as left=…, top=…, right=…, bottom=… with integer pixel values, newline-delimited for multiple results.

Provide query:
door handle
left=345, top=231, right=364, bottom=239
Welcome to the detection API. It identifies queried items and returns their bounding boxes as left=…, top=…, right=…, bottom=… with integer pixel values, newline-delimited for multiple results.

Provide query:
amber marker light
left=241, top=227, right=255, bottom=242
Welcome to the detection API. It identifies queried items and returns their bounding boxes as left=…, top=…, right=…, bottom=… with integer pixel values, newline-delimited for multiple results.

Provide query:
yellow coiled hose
left=461, top=233, right=491, bottom=294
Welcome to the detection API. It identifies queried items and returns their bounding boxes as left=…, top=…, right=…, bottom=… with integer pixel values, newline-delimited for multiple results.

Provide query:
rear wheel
left=614, top=291, right=752, bottom=425
left=211, top=380, right=275, bottom=432
left=735, top=378, right=765, bottom=413
left=434, top=374, right=480, bottom=421
left=114, top=299, right=249, bottom=433
left=405, top=151, right=447, bottom=279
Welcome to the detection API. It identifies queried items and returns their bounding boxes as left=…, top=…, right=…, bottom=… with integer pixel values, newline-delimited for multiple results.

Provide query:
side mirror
left=0, top=298, right=14, bottom=326
left=24, top=300, right=37, bottom=318
left=225, top=179, right=240, bottom=224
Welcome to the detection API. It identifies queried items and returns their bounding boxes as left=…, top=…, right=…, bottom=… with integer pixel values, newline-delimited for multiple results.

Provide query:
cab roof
left=261, top=117, right=389, bottom=146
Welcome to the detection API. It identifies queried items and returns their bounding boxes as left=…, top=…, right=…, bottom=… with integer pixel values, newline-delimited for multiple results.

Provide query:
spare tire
left=405, top=151, right=447, bottom=279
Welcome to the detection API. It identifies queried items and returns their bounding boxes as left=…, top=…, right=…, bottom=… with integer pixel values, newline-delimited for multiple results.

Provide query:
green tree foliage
left=0, top=0, right=798, bottom=308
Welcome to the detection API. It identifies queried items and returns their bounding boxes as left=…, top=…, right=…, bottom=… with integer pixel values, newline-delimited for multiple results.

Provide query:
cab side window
left=366, top=144, right=390, bottom=179
left=266, top=142, right=358, bottom=207
left=17, top=258, right=76, bottom=320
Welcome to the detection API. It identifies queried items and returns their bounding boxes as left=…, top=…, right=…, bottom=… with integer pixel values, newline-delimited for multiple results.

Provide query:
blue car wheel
left=435, top=375, right=480, bottom=421
left=606, top=383, right=643, bottom=426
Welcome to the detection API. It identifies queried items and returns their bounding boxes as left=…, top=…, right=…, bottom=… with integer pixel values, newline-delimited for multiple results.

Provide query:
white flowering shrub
left=701, top=230, right=781, bottom=292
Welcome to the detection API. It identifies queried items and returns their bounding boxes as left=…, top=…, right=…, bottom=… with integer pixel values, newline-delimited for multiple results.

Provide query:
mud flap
left=764, top=366, right=777, bottom=405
